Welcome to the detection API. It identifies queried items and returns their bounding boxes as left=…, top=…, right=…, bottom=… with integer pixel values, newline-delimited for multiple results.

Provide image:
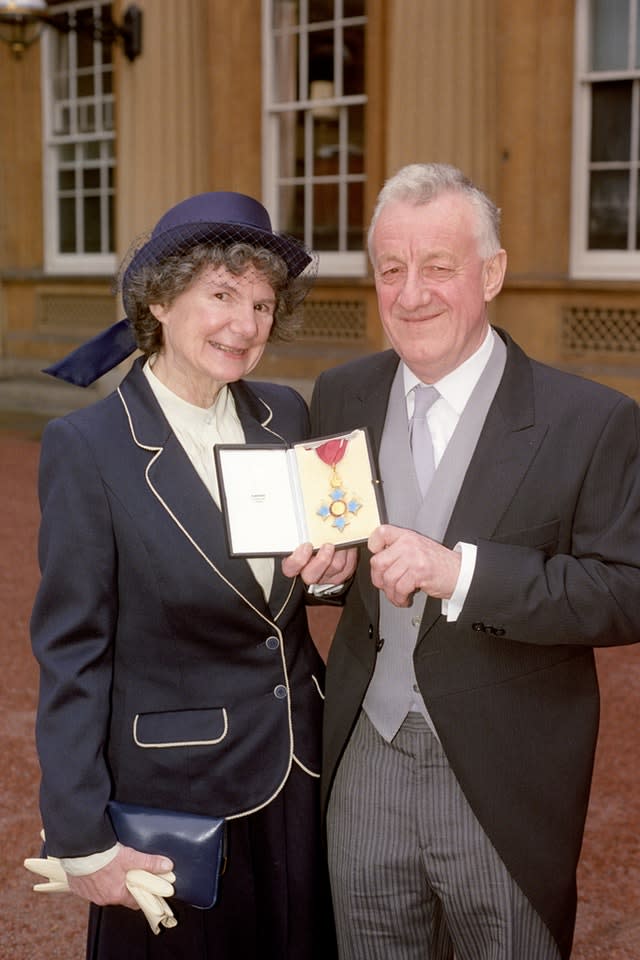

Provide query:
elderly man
left=285, top=163, right=640, bottom=960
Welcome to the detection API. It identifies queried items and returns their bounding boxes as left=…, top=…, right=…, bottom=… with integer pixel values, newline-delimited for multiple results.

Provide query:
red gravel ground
left=1, top=418, right=639, bottom=959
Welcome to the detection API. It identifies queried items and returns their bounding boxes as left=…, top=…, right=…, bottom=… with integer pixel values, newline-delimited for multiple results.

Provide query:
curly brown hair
left=122, top=242, right=311, bottom=357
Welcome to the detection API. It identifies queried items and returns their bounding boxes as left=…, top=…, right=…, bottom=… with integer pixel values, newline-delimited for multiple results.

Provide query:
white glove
left=24, top=856, right=178, bottom=934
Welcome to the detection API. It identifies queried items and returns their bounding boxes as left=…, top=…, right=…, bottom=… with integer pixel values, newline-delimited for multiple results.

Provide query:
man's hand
left=368, top=525, right=461, bottom=608
left=282, top=542, right=358, bottom=586
left=67, top=845, right=174, bottom=909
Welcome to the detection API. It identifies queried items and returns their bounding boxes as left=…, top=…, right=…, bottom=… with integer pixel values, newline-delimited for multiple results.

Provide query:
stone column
left=384, top=0, right=498, bottom=194
left=115, top=0, right=211, bottom=258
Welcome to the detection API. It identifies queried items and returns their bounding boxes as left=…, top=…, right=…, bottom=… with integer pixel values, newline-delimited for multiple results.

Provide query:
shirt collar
left=403, top=326, right=495, bottom=416
left=143, top=359, right=238, bottom=435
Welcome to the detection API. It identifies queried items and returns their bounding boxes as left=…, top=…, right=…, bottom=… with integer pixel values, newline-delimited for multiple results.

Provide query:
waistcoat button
left=274, top=685, right=288, bottom=700
left=265, top=635, right=279, bottom=650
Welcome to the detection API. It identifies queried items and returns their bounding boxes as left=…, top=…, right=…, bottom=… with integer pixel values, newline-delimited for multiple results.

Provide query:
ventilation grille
left=300, top=299, right=366, bottom=341
left=37, top=293, right=115, bottom=335
left=562, top=306, right=640, bottom=354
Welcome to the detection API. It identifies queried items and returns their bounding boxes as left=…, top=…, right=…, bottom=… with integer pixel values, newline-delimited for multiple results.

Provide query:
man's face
left=371, top=192, right=506, bottom=382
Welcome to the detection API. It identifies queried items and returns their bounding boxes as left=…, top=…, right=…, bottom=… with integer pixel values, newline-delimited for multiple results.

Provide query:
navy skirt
left=86, top=764, right=335, bottom=960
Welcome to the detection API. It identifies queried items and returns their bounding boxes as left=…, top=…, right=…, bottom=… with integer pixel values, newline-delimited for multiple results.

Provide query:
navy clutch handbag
left=107, top=801, right=226, bottom=909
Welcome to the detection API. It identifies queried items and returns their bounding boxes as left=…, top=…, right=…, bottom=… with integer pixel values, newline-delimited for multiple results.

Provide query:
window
left=571, top=0, right=640, bottom=279
left=41, top=0, right=116, bottom=274
left=262, top=0, right=367, bottom=276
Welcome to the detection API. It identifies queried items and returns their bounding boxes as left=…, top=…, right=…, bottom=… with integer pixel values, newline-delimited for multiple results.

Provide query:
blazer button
left=274, top=685, right=288, bottom=700
left=376, top=637, right=385, bottom=652
left=491, top=627, right=506, bottom=637
left=472, top=622, right=486, bottom=632
left=265, top=635, right=280, bottom=650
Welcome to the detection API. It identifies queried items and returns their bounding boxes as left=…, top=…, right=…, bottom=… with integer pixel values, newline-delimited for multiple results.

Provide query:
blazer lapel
left=118, top=364, right=280, bottom=619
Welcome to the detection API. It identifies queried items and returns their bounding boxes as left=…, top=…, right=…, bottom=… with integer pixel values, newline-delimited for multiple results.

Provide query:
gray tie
left=410, top=384, right=439, bottom=497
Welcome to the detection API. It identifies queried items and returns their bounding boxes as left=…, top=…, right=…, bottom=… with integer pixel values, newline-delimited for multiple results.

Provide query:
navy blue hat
left=45, top=192, right=311, bottom=387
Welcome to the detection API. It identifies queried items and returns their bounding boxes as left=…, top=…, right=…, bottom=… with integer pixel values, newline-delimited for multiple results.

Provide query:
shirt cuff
left=308, top=582, right=346, bottom=597
left=441, top=542, right=477, bottom=622
left=61, top=843, right=120, bottom=876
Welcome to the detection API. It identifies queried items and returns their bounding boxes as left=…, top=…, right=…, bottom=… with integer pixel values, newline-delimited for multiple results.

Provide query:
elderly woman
left=28, top=192, right=351, bottom=959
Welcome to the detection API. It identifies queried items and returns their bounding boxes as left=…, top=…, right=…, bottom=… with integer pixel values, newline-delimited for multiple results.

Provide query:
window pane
left=277, top=110, right=303, bottom=178
left=310, top=28, right=335, bottom=86
left=53, top=70, right=69, bottom=102
left=347, top=181, right=364, bottom=250
left=58, top=170, right=76, bottom=191
left=83, top=168, right=100, bottom=190
left=107, top=193, right=114, bottom=251
left=84, top=195, right=101, bottom=252
left=347, top=103, right=364, bottom=172
left=344, top=0, right=365, bottom=15
left=310, top=0, right=333, bottom=23
left=343, top=24, right=365, bottom=96
left=589, top=170, right=630, bottom=249
left=279, top=183, right=304, bottom=239
left=76, top=25, right=95, bottom=71
left=590, top=0, right=629, bottom=71
left=590, top=81, right=631, bottom=162
left=314, top=112, right=339, bottom=175
left=77, top=103, right=96, bottom=133
left=78, top=72, right=94, bottom=98
left=59, top=197, right=76, bottom=253
left=53, top=104, right=71, bottom=136
left=314, top=181, right=339, bottom=249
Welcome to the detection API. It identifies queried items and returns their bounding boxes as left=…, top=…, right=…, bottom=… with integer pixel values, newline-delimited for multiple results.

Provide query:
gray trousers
left=327, top=711, right=562, bottom=960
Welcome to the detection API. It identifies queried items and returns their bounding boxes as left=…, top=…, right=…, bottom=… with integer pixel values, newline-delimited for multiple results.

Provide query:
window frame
left=41, top=0, right=117, bottom=276
left=261, top=0, right=368, bottom=278
left=571, top=0, right=640, bottom=279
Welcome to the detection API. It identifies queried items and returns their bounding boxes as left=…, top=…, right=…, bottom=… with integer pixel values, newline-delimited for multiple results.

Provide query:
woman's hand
left=282, top=542, right=358, bottom=587
left=67, top=845, right=174, bottom=909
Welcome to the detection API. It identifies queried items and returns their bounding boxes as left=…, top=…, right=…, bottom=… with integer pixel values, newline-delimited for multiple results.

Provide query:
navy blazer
left=31, top=359, right=325, bottom=859
left=310, top=329, right=640, bottom=960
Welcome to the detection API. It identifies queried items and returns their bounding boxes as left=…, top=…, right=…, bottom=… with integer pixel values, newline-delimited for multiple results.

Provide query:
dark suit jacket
left=310, top=329, right=640, bottom=960
left=31, top=359, right=325, bottom=860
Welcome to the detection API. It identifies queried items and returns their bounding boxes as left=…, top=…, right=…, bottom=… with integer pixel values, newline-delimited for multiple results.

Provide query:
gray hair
left=367, top=162, right=502, bottom=262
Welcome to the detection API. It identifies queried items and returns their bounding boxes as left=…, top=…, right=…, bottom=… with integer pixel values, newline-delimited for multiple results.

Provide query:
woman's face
left=150, top=263, right=277, bottom=406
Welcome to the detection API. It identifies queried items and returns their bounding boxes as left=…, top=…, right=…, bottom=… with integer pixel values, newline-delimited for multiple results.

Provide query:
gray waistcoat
left=363, top=333, right=507, bottom=741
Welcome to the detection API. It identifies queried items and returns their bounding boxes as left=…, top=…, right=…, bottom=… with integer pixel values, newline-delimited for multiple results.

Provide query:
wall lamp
left=0, top=1, right=143, bottom=61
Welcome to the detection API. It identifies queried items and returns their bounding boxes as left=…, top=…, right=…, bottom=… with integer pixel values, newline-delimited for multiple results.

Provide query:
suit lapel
left=419, top=331, right=549, bottom=634
left=444, top=331, right=548, bottom=547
